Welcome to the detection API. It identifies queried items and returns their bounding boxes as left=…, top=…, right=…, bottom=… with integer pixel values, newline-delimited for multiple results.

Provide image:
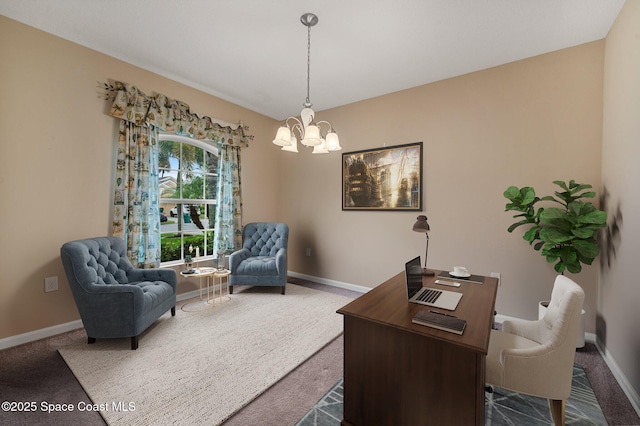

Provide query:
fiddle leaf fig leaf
left=580, top=210, right=607, bottom=225
left=573, top=239, right=599, bottom=260
left=523, top=227, right=538, bottom=243
left=553, top=180, right=569, bottom=191
left=554, top=262, right=567, bottom=274
left=507, top=220, right=531, bottom=233
left=540, top=207, right=565, bottom=221
left=566, top=261, right=582, bottom=274
left=540, top=227, right=574, bottom=243
left=520, top=187, right=536, bottom=205
left=575, top=190, right=596, bottom=199
left=503, top=186, right=522, bottom=202
left=572, top=228, right=594, bottom=239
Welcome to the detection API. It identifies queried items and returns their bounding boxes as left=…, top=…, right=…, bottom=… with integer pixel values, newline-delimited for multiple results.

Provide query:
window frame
left=158, top=133, right=219, bottom=267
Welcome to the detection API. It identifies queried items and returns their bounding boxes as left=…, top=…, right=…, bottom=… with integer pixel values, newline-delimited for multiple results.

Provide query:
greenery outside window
left=159, top=134, right=218, bottom=264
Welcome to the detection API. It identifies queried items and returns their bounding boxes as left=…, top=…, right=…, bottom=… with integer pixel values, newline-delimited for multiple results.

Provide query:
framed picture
left=342, top=142, right=423, bottom=211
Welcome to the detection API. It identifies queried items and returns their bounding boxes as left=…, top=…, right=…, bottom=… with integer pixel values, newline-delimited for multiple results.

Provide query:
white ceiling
left=1, top=1, right=625, bottom=120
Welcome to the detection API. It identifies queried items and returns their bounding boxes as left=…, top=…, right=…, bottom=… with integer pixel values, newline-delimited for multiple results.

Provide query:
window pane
left=205, top=230, right=214, bottom=256
left=182, top=145, right=204, bottom=173
left=181, top=172, right=204, bottom=200
left=159, top=140, right=179, bottom=172
left=159, top=169, right=179, bottom=199
left=160, top=232, right=182, bottom=263
left=184, top=232, right=204, bottom=259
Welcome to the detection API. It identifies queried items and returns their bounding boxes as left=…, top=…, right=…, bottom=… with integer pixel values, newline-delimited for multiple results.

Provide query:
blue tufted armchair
left=60, top=236, right=177, bottom=350
left=229, top=222, right=289, bottom=295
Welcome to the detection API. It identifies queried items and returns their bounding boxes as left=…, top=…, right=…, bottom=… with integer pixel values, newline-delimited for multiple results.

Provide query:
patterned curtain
left=112, top=121, right=161, bottom=268
left=105, top=80, right=251, bottom=264
left=105, top=81, right=251, bottom=148
left=214, top=144, right=243, bottom=256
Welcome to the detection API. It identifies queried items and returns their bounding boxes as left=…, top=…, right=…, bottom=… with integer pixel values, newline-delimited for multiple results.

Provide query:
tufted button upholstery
left=229, top=222, right=289, bottom=294
left=244, top=223, right=288, bottom=257
left=60, top=236, right=177, bottom=349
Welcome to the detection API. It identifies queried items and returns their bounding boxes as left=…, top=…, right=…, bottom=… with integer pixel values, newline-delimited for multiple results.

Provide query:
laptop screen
left=405, top=256, right=424, bottom=298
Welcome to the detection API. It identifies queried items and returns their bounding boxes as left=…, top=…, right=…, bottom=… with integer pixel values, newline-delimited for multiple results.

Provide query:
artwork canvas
left=342, top=142, right=423, bottom=211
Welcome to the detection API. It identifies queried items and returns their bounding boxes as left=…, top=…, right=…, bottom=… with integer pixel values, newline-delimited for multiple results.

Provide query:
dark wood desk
left=337, top=270, right=498, bottom=426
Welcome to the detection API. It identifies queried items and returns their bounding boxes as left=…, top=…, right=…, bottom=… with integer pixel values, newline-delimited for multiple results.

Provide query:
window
left=159, top=134, right=218, bottom=264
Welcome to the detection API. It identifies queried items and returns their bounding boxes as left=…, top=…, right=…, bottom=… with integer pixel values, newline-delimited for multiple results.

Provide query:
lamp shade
left=273, top=126, right=292, bottom=146
left=312, top=139, right=329, bottom=154
left=301, top=124, right=322, bottom=146
left=281, top=135, right=299, bottom=152
left=325, top=131, right=342, bottom=151
left=412, top=215, right=430, bottom=233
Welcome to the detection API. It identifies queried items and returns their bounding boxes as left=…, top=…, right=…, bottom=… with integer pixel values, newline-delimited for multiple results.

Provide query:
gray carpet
left=296, top=365, right=607, bottom=425
left=1, top=279, right=639, bottom=425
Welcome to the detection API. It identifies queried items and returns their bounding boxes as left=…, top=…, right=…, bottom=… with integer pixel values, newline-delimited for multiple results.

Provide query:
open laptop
left=405, top=256, right=462, bottom=311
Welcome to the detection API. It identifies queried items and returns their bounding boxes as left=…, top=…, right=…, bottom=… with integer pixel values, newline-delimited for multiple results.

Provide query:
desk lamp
left=412, top=215, right=435, bottom=276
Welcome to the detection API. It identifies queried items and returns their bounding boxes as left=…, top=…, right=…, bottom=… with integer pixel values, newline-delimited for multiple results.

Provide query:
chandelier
left=272, top=13, right=341, bottom=154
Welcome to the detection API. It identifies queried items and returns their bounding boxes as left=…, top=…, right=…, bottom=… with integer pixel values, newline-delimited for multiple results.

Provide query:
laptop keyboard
left=417, top=288, right=442, bottom=303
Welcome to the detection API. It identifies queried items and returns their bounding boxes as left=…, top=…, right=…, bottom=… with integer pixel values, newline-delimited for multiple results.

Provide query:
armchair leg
left=230, top=286, right=233, bottom=294
left=131, top=336, right=139, bottom=350
left=281, top=286, right=285, bottom=295
left=549, top=399, right=565, bottom=426
left=171, top=306, right=176, bottom=316
left=88, top=337, right=96, bottom=344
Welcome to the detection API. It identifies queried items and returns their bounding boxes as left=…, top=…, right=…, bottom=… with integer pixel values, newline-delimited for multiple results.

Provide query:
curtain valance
left=105, top=81, right=251, bottom=147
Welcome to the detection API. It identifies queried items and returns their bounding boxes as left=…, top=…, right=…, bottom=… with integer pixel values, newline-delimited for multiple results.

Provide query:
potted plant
left=504, top=180, right=607, bottom=274
left=504, top=180, right=607, bottom=348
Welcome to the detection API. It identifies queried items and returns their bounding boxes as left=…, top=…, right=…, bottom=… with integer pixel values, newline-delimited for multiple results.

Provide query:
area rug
left=296, top=365, right=607, bottom=425
left=59, top=284, right=351, bottom=426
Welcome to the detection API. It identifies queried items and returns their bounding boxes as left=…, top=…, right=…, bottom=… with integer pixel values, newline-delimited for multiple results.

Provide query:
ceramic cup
left=453, top=266, right=469, bottom=275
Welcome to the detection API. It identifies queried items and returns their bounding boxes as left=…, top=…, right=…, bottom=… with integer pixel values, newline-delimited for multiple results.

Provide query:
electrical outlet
left=491, top=272, right=501, bottom=286
left=306, top=248, right=311, bottom=257
left=44, top=276, right=58, bottom=292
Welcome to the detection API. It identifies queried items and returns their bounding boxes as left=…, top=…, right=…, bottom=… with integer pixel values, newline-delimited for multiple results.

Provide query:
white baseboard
left=0, top=320, right=84, bottom=351
left=595, top=339, right=640, bottom=418
left=288, top=271, right=370, bottom=294
left=0, top=293, right=203, bottom=352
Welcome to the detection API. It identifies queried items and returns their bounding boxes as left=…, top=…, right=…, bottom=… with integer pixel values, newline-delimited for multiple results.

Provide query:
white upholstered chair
left=486, top=275, right=585, bottom=426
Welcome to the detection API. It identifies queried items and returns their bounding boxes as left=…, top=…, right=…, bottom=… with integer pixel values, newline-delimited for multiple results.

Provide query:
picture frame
left=342, top=142, right=423, bottom=211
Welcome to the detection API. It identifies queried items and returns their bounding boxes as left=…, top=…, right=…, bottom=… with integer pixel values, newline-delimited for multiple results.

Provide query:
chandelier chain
left=306, top=23, right=312, bottom=107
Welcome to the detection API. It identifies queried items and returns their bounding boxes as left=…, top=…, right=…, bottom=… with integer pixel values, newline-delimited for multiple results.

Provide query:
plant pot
left=538, top=301, right=585, bottom=348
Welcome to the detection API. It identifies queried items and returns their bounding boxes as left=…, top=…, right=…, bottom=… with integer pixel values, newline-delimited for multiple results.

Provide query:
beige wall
left=283, top=41, right=604, bottom=330
left=601, top=0, right=640, bottom=406
left=0, top=16, right=609, bottom=344
left=0, top=16, right=281, bottom=339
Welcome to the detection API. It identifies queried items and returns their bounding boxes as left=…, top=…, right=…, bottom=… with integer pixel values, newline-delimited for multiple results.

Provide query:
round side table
left=180, top=267, right=218, bottom=312
left=209, top=269, right=231, bottom=305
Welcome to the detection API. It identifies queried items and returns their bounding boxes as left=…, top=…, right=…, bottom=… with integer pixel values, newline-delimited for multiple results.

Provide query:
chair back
left=540, top=275, right=585, bottom=349
left=61, top=237, right=134, bottom=290
left=242, top=223, right=289, bottom=257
